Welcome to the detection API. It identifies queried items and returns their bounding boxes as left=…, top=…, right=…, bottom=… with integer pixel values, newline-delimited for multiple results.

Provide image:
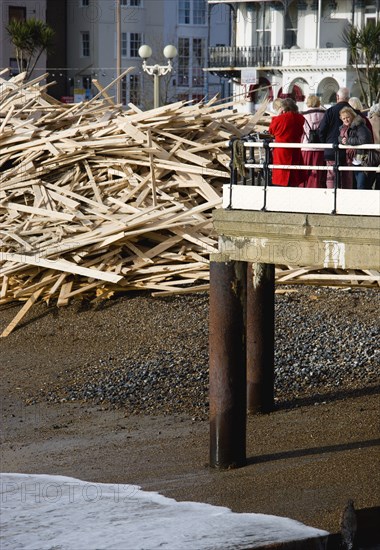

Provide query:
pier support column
left=209, top=260, right=247, bottom=469
left=246, top=263, right=275, bottom=414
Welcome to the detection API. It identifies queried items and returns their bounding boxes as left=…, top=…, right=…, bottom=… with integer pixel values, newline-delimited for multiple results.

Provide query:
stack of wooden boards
left=0, top=71, right=266, bottom=335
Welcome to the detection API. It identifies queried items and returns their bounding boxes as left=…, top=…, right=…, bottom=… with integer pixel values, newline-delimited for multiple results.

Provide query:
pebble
left=41, top=286, right=379, bottom=420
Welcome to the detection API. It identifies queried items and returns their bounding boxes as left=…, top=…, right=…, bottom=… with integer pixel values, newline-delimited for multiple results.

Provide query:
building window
left=121, top=0, right=141, bottom=5
left=81, top=32, right=90, bottom=57
left=120, top=32, right=142, bottom=58
left=130, top=33, right=141, bottom=57
left=284, top=3, right=298, bottom=48
left=8, top=6, right=26, bottom=22
left=122, top=74, right=141, bottom=105
left=121, top=32, right=127, bottom=57
left=178, top=38, right=189, bottom=86
left=130, top=74, right=140, bottom=104
left=179, top=0, right=190, bottom=24
left=81, top=0, right=89, bottom=6
left=179, top=0, right=205, bottom=25
left=178, top=37, right=204, bottom=88
left=122, top=77, right=127, bottom=104
left=193, top=0, right=206, bottom=25
left=192, top=38, right=204, bottom=87
left=254, top=4, right=272, bottom=47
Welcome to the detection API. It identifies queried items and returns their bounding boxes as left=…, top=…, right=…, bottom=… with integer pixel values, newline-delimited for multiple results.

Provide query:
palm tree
left=342, top=21, right=380, bottom=106
left=6, top=18, right=55, bottom=81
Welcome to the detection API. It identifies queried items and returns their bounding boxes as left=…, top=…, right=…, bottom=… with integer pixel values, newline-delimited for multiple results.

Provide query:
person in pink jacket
left=301, top=95, right=326, bottom=188
left=268, top=98, right=306, bottom=187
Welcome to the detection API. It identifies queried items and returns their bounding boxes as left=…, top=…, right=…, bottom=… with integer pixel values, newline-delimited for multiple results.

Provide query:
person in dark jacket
left=338, top=106, right=373, bottom=190
left=318, top=87, right=351, bottom=188
left=348, top=97, right=374, bottom=140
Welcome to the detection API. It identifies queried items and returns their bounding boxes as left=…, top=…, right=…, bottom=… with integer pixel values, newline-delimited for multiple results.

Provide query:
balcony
left=282, top=47, right=350, bottom=68
left=208, top=45, right=356, bottom=73
left=208, top=46, right=282, bottom=73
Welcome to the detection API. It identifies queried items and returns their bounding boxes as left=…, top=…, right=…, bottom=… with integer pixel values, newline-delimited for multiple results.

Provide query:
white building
left=207, top=0, right=380, bottom=111
left=0, top=0, right=230, bottom=107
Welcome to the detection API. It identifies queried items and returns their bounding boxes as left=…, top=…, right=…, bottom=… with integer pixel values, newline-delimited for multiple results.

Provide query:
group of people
left=267, top=87, right=379, bottom=190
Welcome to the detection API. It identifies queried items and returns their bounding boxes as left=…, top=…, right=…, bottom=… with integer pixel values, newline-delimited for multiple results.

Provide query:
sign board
left=240, top=68, right=258, bottom=85
left=74, top=88, right=85, bottom=103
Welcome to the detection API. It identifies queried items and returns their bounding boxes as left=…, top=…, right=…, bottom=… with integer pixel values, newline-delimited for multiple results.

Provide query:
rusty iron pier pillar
left=209, top=260, right=247, bottom=469
left=246, top=263, right=275, bottom=414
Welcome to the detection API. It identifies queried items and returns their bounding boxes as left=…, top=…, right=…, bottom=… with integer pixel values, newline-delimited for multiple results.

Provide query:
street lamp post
left=116, top=0, right=121, bottom=104
left=138, top=44, right=178, bottom=109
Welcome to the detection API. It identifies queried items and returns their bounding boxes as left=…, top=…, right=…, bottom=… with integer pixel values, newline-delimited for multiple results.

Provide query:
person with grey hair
left=368, top=103, right=380, bottom=189
left=349, top=97, right=374, bottom=140
left=348, top=97, right=363, bottom=111
left=272, top=98, right=284, bottom=114
left=319, top=87, right=351, bottom=188
left=337, top=87, right=350, bottom=101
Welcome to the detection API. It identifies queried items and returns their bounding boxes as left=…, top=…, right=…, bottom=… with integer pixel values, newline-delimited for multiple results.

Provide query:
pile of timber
left=1, top=72, right=378, bottom=336
left=0, top=71, right=268, bottom=335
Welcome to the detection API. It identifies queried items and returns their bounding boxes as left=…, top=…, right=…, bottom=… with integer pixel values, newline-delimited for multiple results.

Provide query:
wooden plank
left=147, top=129, right=157, bottom=206
left=84, top=160, right=103, bottom=204
left=0, top=275, right=8, bottom=298
left=57, top=280, right=73, bottom=307
left=155, top=159, right=228, bottom=178
left=276, top=268, right=311, bottom=282
left=157, top=283, right=210, bottom=297
left=92, top=79, right=115, bottom=107
left=294, top=274, right=380, bottom=281
left=5, top=202, right=76, bottom=221
left=1, top=252, right=123, bottom=283
left=1, top=287, right=44, bottom=337
left=0, top=104, right=15, bottom=134
left=48, top=272, right=67, bottom=295
left=79, top=67, right=135, bottom=109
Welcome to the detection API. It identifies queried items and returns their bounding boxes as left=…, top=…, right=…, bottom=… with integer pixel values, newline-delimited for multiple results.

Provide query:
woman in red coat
left=268, top=98, right=306, bottom=186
